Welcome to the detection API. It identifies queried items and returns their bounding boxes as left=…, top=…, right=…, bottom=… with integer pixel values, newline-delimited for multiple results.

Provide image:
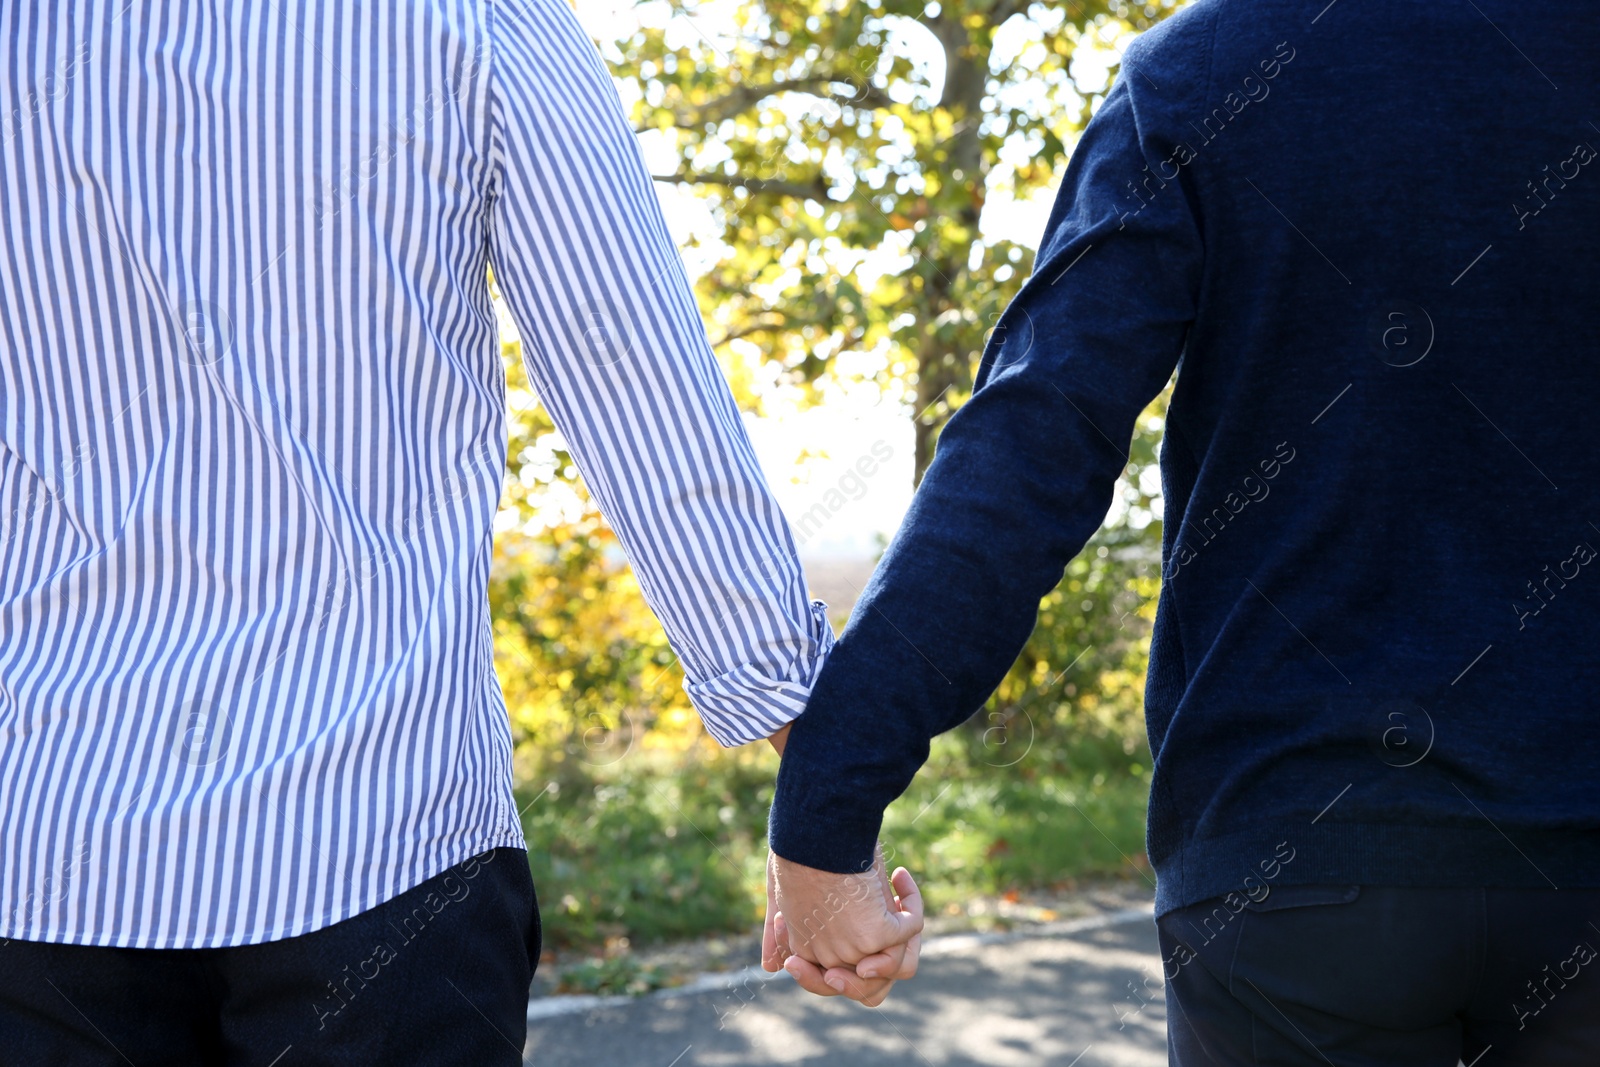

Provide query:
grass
left=517, top=733, right=1152, bottom=956
left=553, top=956, right=672, bottom=996
left=882, top=766, right=1152, bottom=897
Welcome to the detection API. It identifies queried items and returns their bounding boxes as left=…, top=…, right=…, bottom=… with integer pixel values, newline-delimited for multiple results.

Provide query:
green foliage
left=520, top=751, right=776, bottom=948
left=555, top=956, right=672, bottom=997
left=518, top=737, right=1150, bottom=950
left=488, top=2, right=1190, bottom=950
left=607, top=0, right=1184, bottom=473
left=884, top=735, right=1152, bottom=893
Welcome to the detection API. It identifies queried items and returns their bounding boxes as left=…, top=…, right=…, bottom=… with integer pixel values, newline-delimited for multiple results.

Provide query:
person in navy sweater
left=764, top=0, right=1600, bottom=1060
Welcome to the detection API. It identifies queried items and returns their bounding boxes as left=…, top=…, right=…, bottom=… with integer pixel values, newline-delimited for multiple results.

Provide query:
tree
left=491, top=0, right=1187, bottom=771
left=609, top=0, right=1182, bottom=478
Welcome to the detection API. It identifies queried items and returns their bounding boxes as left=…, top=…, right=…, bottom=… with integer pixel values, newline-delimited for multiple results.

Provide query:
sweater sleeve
left=767, top=43, right=1208, bottom=871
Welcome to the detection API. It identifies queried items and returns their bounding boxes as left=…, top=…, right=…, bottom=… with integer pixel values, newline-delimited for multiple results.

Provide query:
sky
left=555, top=1, right=1070, bottom=558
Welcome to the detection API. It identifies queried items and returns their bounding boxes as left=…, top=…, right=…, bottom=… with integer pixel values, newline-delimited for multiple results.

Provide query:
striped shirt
left=0, top=0, right=833, bottom=949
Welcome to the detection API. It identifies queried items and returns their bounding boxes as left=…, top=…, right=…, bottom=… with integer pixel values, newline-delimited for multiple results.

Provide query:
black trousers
left=0, top=848, right=540, bottom=1067
left=1159, top=884, right=1600, bottom=1066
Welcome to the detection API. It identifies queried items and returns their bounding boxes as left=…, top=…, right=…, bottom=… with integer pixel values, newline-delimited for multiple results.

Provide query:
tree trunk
left=911, top=11, right=991, bottom=485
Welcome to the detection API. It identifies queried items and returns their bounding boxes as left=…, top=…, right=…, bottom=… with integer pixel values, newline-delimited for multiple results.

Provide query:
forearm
left=765, top=68, right=1201, bottom=867
left=766, top=368, right=1137, bottom=871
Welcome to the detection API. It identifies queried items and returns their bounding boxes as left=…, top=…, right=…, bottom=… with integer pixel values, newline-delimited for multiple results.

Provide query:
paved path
left=525, top=908, right=1168, bottom=1066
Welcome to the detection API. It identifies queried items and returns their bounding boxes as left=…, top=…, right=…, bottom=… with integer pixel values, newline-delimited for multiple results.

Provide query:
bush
left=516, top=736, right=1150, bottom=950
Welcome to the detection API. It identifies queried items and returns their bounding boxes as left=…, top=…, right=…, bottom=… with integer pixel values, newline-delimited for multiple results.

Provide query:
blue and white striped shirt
left=0, top=0, right=833, bottom=949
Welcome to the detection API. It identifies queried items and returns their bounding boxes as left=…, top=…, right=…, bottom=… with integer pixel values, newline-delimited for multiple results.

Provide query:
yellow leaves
left=495, top=0, right=1176, bottom=779
left=887, top=195, right=931, bottom=231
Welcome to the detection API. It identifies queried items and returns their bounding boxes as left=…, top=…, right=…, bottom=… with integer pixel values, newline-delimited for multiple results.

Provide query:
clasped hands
left=762, top=724, right=924, bottom=1007
left=762, top=851, right=923, bottom=1006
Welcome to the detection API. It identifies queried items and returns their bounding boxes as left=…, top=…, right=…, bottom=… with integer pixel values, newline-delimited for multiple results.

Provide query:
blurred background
left=497, top=0, right=1184, bottom=996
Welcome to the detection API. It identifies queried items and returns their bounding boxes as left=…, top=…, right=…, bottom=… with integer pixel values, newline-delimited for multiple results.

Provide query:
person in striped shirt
left=0, top=1, right=920, bottom=1062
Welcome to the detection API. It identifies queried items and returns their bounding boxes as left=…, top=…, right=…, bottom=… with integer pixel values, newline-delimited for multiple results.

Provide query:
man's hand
left=761, top=849, right=923, bottom=1007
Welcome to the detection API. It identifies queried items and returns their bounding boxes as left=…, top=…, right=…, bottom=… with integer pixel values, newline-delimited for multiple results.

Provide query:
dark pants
left=1159, top=884, right=1600, bottom=1066
left=0, top=848, right=540, bottom=1066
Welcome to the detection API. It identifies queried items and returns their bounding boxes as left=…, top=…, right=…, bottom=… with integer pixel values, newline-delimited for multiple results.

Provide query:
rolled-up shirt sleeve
left=484, top=0, right=832, bottom=746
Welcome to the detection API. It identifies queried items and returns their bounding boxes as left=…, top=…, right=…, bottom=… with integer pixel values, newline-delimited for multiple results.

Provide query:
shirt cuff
left=684, top=599, right=836, bottom=747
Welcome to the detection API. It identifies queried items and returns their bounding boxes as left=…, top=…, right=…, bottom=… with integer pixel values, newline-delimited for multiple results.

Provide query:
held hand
left=761, top=850, right=924, bottom=1007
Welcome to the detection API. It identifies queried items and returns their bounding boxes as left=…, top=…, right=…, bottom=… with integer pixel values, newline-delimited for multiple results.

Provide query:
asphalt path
left=524, top=907, right=1168, bottom=1066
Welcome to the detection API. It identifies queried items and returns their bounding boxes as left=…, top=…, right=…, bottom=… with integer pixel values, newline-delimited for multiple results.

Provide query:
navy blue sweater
left=769, top=0, right=1600, bottom=915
